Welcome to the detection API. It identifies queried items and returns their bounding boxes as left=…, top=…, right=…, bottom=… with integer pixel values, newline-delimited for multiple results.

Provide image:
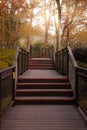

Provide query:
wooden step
left=16, top=89, right=73, bottom=97
left=30, top=58, right=53, bottom=64
left=17, top=83, right=71, bottom=89
left=29, top=61, right=54, bottom=64
left=29, top=64, right=54, bottom=67
left=18, top=77, right=69, bottom=83
left=29, top=66, right=55, bottom=69
left=29, top=64, right=55, bottom=69
left=15, top=59, right=75, bottom=105
left=29, top=58, right=55, bottom=69
left=15, top=96, right=75, bottom=105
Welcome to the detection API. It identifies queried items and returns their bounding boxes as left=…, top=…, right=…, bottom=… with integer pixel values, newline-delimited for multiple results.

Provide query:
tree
left=56, top=0, right=62, bottom=51
left=55, top=0, right=87, bottom=49
left=19, top=0, right=41, bottom=46
left=0, top=0, right=28, bottom=48
left=63, top=0, right=87, bottom=46
left=44, top=0, right=52, bottom=44
left=0, top=0, right=86, bottom=49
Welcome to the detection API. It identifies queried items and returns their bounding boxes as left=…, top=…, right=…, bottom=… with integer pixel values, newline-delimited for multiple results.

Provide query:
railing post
left=55, top=52, right=58, bottom=71
left=22, top=49, right=23, bottom=73
left=67, top=48, right=69, bottom=77
left=75, top=67, right=79, bottom=107
left=28, top=51, right=29, bottom=69
left=0, top=73, right=1, bottom=118
left=12, top=67, right=16, bottom=101
left=30, top=45, right=32, bottom=58
left=18, top=53, right=19, bottom=75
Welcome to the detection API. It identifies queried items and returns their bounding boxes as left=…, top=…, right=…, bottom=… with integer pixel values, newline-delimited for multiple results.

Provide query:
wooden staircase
left=29, top=58, right=55, bottom=69
left=15, top=58, right=75, bottom=105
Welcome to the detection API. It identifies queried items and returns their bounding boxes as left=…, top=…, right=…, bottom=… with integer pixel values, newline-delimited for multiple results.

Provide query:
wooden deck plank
left=1, top=105, right=87, bottom=130
left=19, top=69, right=66, bottom=79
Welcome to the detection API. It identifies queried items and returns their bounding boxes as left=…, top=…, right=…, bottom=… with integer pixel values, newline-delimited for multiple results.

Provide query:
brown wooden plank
left=1, top=105, right=87, bottom=130
left=19, top=69, right=66, bottom=79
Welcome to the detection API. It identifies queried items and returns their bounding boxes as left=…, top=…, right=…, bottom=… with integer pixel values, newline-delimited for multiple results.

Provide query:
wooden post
left=75, top=67, right=79, bottom=107
left=12, top=67, right=16, bottom=101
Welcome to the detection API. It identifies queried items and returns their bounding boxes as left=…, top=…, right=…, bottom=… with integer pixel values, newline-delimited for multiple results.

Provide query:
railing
left=30, top=46, right=54, bottom=59
left=55, top=47, right=68, bottom=75
left=0, top=46, right=29, bottom=117
left=13, top=47, right=29, bottom=75
left=76, top=67, right=87, bottom=115
left=55, top=46, right=87, bottom=115
left=0, top=67, right=15, bottom=117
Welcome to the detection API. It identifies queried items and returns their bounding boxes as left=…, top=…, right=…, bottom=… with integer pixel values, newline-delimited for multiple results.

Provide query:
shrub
left=32, top=41, right=42, bottom=49
left=73, top=47, right=87, bottom=63
left=77, top=61, right=87, bottom=69
left=0, top=49, right=15, bottom=68
left=0, top=61, right=8, bottom=68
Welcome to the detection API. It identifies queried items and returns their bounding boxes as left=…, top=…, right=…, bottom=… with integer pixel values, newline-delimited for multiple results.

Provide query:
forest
left=0, top=0, right=87, bottom=67
left=0, top=0, right=87, bottom=48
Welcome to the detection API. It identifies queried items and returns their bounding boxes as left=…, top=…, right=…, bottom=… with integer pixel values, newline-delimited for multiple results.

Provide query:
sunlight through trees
left=0, top=0, right=87, bottom=49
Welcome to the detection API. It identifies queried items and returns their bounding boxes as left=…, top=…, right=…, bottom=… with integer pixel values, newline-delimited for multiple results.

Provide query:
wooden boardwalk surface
left=1, top=65, right=87, bottom=130
left=1, top=105, right=87, bottom=130
left=18, top=69, right=66, bottom=79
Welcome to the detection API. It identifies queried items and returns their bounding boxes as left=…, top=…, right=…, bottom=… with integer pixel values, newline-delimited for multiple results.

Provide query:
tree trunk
left=44, top=0, right=51, bottom=44
left=56, top=0, right=62, bottom=51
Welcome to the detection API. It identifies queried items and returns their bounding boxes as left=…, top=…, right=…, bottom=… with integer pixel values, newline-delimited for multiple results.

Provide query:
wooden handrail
left=67, top=46, right=78, bottom=69
left=0, top=66, right=15, bottom=73
left=0, top=66, right=15, bottom=116
left=13, top=46, right=29, bottom=75
left=0, top=46, right=30, bottom=116
left=55, top=45, right=87, bottom=115
left=13, top=46, right=20, bottom=67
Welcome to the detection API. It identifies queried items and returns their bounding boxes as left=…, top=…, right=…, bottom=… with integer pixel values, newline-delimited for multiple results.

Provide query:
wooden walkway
left=18, top=69, right=66, bottom=79
left=1, top=68, right=87, bottom=130
left=1, top=105, right=87, bottom=130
